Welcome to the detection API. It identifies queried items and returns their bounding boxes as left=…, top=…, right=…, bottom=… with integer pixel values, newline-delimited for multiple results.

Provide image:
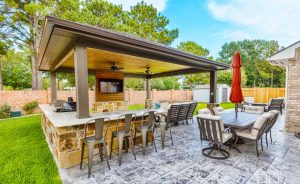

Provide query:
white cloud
left=107, top=0, right=168, bottom=12
left=207, top=0, right=300, bottom=46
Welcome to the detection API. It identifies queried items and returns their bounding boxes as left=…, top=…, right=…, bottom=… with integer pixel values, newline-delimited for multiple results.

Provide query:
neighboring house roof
left=267, top=41, right=300, bottom=66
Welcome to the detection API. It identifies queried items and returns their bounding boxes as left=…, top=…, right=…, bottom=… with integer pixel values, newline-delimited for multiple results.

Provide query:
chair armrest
left=224, top=127, right=231, bottom=132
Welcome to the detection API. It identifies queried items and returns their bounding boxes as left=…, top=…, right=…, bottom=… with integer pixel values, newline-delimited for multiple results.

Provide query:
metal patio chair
left=266, top=98, right=284, bottom=114
left=80, top=117, right=110, bottom=178
left=177, top=104, right=190, bottom=124
left=110, top=113, right=136, bottom=166
left=197, top=114, right=234, bottom=159
left=134, top=111, right=157, bottom=156
left=186, top=102, right=197, bottom=124
left=264, top=110, right=280, bottom=146
left=157, top=104, right=180, bottom=148
left=212, top=106, right=224, bottom=115
left=235, top=112, right=273, bottom=156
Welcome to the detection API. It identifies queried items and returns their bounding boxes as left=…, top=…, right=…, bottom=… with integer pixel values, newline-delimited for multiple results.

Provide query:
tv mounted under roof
left=99, top=78, right=123, bottom=93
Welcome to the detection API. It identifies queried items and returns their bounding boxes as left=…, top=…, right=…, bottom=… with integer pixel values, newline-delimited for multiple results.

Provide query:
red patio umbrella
left=230, top=51, right=244, bottom=116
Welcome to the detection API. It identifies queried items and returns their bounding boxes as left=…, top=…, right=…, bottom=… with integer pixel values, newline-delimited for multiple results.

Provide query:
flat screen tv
left=99, top=79, right=123, bottom=93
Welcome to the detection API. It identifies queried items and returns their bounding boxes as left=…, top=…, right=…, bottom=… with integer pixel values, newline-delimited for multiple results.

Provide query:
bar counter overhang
left=38, top=16, right=230, bottom=168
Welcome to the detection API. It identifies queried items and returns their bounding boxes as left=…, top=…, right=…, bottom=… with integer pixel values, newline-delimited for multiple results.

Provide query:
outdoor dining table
left=220, top=111, right=261, bottom=145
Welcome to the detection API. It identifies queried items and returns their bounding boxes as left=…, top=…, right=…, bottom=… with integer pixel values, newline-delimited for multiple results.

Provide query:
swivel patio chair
left=133, top=111, right=157, bottom=156
left=186, top=102, right=197, bottom=124
left=110, top=113, right=136, bottom=166
left=197, top=114, right=234, bottom=159
left=198, top=108, right=212, bottom=115
left=264, top=110, right=280, bottom=146
left=157, top=105, right=180, bottom=148
left=266, top=98, right=284, bottom=114
left=80, top=117, right=110, bottom=178
left=212, top=107, right=224, bottom=115
left=244, top=106, right=264, bottom=114
left=235, top=112, right=273, bottom=156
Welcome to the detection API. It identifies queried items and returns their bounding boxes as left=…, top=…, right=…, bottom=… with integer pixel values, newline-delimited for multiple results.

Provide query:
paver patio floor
left=60, top=111, right=300, bottom=184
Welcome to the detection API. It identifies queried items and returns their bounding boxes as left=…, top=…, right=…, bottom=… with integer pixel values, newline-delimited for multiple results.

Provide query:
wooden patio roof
left=38, top=16, right=229, bottom=78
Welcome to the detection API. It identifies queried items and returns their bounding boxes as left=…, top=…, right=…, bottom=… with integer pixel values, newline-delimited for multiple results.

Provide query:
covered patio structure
left=38, top=16, right=229, bottom=118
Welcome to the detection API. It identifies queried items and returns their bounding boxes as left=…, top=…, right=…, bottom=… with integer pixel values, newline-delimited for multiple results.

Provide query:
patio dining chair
left=196, top=114, right=234, bottom=159
left=80, top=117, right=110, bottom=178
left=244, top=106, right=264, bottom=114
left=110, top=113, right=137, bottom=166
left=212, top=107, right=224, bottom=115
left=156, top=105, right=180, bottom=148
left=264, top=110, right=280, bottom=146
left=198, top=108, right=212, bottom=115
left=235, top=112, right=273, bottom=156
left=266, top=98, right=284, bottom=114
left=177, top=104, right=190, bottom=124
left=133, top=111, right=157, bottom=156
left=186, top=102, right=197, bottom=124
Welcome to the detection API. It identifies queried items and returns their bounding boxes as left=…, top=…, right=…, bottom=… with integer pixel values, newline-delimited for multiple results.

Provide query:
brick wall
left=0, top=89, right=192, bottom=109
left=285, top=49, right=300, bottom=133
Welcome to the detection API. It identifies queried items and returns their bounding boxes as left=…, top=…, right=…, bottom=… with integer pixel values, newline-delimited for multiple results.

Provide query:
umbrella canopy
left=230, top=51, right=244, bottom=103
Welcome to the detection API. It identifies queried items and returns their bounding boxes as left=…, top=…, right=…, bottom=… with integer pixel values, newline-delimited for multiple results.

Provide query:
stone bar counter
left=40, top=104, right=164, bottom=168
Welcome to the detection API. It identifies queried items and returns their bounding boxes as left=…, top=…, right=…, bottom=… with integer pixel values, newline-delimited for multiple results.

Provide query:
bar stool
left=134, top=111, right=157, bottom=156
left=110, top=113, right=136, bottom=166
left=80, top=117, right=110, bottom=178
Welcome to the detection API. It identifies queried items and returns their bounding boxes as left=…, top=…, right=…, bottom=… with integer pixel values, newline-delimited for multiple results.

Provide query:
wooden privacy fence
left=242, top=88, right=285, bottom=103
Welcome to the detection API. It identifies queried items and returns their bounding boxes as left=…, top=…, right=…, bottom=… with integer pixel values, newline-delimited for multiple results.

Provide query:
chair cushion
left=222, top=132, right=232, bottom=143
left=251, top=115, right=268, bottom=137
left=212, top=107, right=224, bottom=115
left=197, top=108, right=212, bottom=115
left=160, top=103, right=170, bottom=110
left=236, top=129, right=256, bottom=140
left=245, top=106, right=264, bottom=114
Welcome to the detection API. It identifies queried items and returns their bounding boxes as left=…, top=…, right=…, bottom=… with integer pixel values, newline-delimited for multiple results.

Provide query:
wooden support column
left=74, top=41, right=90, bottom=118
left=146, top=76, right=151, bottom=99
left=50, top=72, right=57, bottom=103
left=209, top=71, right=217, bottom=103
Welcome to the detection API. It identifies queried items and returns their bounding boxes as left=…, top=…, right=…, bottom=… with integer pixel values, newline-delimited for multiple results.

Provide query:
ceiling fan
left=144, top=67, right=153, bottom=75
left=110, top=62, right=124, bottom=71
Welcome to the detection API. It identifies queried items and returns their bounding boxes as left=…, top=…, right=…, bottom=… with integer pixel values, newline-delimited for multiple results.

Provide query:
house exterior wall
left=285, top=49, right=300, bottom=133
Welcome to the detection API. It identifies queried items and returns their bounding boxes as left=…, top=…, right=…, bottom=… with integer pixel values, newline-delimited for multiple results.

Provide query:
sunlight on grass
left=0, top=115, right=61, bottom=184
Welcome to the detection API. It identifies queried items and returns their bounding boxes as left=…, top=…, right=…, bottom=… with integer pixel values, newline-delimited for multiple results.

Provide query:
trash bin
left=10, top=110, right=22, bottom=117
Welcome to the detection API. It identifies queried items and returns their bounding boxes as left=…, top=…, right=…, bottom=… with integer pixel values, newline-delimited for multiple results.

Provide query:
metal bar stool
left=110, top=113, right=136, bottom=166
left=134, top=111, right=157, bottom=156
left=80, top=117, right=110, bottom=178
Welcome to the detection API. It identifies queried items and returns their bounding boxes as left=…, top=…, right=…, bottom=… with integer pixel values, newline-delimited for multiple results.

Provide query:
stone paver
left=60, top=112, right=300, bottom=184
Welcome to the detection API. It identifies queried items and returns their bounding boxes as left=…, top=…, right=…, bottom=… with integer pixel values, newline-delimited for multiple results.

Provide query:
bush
left=0, top=104, right=12, bottom=119
left=22, top=101, right=39, bottom=114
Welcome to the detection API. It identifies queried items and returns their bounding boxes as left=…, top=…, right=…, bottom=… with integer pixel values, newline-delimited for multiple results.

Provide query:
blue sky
left=108, top=0, right=300, bottom=59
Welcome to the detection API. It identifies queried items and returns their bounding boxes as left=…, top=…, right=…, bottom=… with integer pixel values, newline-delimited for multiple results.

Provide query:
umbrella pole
left=235, top=103, right=238, bottom=118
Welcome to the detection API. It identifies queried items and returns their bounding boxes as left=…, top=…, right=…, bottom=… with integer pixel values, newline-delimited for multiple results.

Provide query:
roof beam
left=150, top=68, right=209, bottom=78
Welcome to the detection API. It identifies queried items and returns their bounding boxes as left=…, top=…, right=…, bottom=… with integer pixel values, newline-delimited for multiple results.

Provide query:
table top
left=220, top=111, right=260, bottom=129
left=39, top=104, right=165, bottom=128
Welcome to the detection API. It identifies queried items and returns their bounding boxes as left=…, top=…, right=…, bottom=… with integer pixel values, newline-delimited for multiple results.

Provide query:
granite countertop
left=39, top=104, right=165, bottom=128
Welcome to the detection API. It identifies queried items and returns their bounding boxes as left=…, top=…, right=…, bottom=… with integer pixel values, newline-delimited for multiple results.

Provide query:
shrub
left=0, top=104, right=12, bottom=119
left=22, top=101, right=39, bottom=114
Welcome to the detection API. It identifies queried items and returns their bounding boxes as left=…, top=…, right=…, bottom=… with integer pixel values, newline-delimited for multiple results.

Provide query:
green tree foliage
left=54, top=0, right=178, bottom=45
left=2, top=50, right=32, bottom=90
left=177, top=41, right=212, bottom=88
left=0, top=41, right=9, bottom=91
left=218, top=39, right=285, bottom=87
left=0, top=0, right=55, bottom=90
left=217, top=69, right=247, bottom=87
left=125, top=77, right=180, bottom=90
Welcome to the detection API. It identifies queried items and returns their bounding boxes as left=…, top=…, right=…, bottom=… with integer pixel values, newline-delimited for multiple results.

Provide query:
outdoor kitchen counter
left=39, top=104, right=165, bottom=169
left=39, top=104, right=165, bottom=127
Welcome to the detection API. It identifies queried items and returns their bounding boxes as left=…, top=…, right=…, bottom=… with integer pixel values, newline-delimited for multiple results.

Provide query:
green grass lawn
left=0, top=115, right=61, bottom=184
